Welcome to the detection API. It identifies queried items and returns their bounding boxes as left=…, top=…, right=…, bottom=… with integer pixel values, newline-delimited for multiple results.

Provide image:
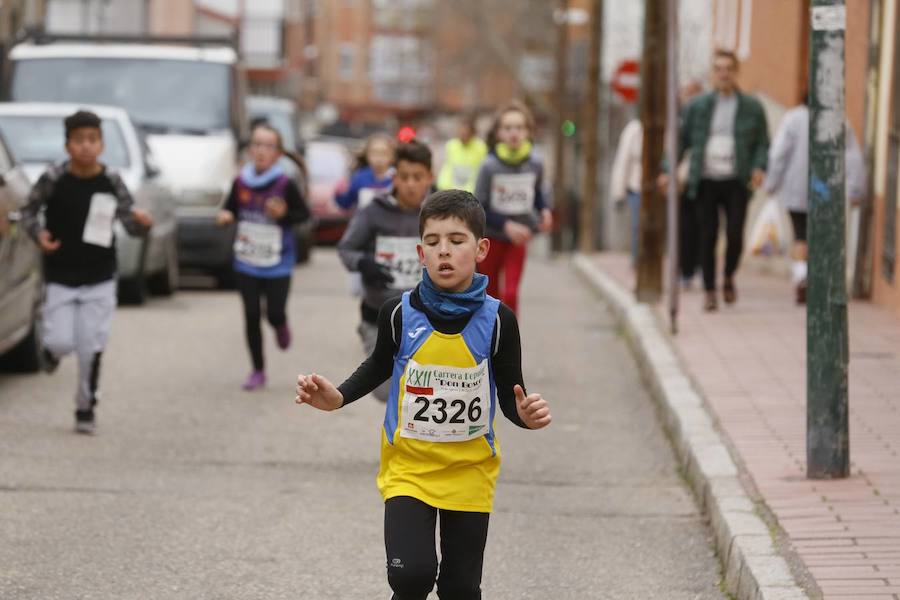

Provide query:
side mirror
left=145, top=163, right=161, bottom=179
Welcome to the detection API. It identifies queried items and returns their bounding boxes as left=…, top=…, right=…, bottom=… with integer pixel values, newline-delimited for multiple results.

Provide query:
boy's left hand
left=539, top=208, right=554, bottom=233
left=514, top=384, right=552, bottom=430
left=132, top=208, right=153, bottom=228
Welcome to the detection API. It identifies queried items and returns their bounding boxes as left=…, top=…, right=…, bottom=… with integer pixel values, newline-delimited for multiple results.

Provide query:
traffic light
left=562, top=120, right=577, bottom=137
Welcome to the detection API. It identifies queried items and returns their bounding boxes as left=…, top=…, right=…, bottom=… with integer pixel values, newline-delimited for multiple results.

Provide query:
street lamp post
left=807, top=0, right=849, bottom=479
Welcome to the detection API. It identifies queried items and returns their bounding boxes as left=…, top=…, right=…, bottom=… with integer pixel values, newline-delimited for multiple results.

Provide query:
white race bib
left=234, top=221, right=282, bottom=267
left=358, top=187, right=378, bottom=209
left=490, top=172, right=536, bottom=215
left=375, top=235, right=421, bottom=290
left=82, top=193, right=117, bottom=248
left=400, top=359, right=491, bottom=443
left=704, top=135, right=736, bottom=178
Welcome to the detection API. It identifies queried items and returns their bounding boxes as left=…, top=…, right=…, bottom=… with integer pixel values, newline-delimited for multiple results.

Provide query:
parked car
left=0, top=102, right=179, bottom=304
left=304, top=139, right=352, bottom=244
left=0, top=129, right=43, bottom=371
left=5, top=33, right=248, bottom=287
left=246, top=95, right=313, bottom=263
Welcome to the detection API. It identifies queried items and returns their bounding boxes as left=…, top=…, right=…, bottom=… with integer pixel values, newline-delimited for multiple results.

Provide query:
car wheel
left=147, top=238, right=179, bottom=296
left=0, top=311, right=42, bottom=373
left=118, top=275, right=147, bottom=305
left=295, top=229, right=313, bottom=264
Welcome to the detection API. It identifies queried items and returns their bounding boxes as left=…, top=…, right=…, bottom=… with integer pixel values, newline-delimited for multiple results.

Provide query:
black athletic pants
left=696, top=179, right=750, bottom=292
left=236, top=272, right=290, bottom=371
left=385, top=496, right=490, bottom=600
left=679, top=192, right=701, bottom=280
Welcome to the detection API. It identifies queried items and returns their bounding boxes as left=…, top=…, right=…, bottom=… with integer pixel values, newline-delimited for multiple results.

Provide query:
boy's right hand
left=295, top=373, right=344, bottom=411
left=503, top=221, right=532, bottom=245
left=216, top=210, right=235, bottom=227
left=38, top=230, right=61, bottom=254
left=358, top=257, right=394, bottom=289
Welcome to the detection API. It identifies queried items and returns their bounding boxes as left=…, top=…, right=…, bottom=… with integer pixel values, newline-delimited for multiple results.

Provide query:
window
left=338, top=43, right=356, bottom=80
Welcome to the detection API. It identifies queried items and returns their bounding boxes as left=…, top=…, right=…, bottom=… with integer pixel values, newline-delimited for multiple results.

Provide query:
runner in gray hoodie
left=337, top=141, right=434, bottom=401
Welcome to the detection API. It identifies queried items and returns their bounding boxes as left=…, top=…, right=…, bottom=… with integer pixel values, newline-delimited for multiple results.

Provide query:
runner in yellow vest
left=295, top=190, right=552, bottom=599
left=437, top=115, right=488, bottom=193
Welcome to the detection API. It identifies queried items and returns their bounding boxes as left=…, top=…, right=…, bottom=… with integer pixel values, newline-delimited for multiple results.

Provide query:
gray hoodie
left=338, top=192, right=422, bottom=312
left=474, top=152, right=546, bottom=242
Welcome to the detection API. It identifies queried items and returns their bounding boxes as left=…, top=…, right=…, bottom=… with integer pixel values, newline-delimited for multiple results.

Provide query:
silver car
left=0, top=102, right=178, bottom=304
left=0, top=128, right=42, bottom=371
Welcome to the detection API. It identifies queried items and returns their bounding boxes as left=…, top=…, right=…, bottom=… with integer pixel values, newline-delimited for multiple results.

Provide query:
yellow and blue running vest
left=377, top=291, right=501, bottom=512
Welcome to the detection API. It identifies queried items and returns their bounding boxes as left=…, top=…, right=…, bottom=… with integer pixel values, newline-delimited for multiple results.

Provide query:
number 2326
left=412, top=396, right=483, bottom=424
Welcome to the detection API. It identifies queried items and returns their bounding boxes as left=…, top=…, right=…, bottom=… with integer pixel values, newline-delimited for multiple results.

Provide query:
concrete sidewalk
left=580, top=252, right=900, bottom=599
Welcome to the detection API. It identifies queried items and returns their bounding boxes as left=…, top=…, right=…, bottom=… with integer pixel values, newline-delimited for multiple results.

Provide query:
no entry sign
left=612, top=59, right=640, bottom=104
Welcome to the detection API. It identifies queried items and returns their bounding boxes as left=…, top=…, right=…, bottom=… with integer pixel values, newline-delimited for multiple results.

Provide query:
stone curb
left=572, top=254, right=809, bottom=600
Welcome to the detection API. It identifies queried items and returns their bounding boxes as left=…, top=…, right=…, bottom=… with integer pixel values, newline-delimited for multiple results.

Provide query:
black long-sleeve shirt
left=22, top=162, right=149, bottom=286
left=338, top=288, right=529, bottom=429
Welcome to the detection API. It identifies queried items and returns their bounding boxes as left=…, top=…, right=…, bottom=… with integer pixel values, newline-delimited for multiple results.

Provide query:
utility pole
left=635, top=0, right=667, bottom=302
left=578, top=0, right=602, bottom=253
left=664, top=0, right=679, bottom=332
left=807, top=0, right=849, bottom=479
left=552, top=0, right=570, bottom=252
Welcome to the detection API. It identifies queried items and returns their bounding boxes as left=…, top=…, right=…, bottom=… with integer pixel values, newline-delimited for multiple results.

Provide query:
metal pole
left=851, top=0, right=884, bottom=299
left=665, top=0, right=679, bottom=333
left=807, top=0, right=849, bottom=479
left=552, top=0, right=570, bottom=252
left=578, top=0, right=602, bottom=253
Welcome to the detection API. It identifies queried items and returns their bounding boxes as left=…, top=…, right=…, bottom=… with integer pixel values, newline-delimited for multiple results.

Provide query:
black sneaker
left=41, top=348, right=59, bottom=374
left=74, top=409, right=95, bottom=435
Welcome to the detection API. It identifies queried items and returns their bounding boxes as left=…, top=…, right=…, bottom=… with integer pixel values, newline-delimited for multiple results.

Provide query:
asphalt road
left=0, top=248, right=725, bottom=599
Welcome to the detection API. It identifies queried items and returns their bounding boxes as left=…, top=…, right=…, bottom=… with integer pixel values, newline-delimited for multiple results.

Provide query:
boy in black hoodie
left=337, top=141, right=434, bottom=401
left=22, top=110, right=153, bottom=434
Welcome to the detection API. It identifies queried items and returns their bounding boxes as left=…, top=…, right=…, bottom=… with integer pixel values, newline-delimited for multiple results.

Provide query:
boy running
left=21, top=110, right=153, bottom=434
left=337, top=141, right=434, bottom=402
left=296, top=189, right=551, bottom=600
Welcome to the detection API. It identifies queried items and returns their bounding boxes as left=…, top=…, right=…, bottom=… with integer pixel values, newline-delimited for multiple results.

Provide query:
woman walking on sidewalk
left=764, top=95, right=866, bottom=304
left=217, top=123, right=310, bottom=390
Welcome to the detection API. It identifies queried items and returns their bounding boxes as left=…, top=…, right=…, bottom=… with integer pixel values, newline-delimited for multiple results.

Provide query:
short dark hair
left=64, top=110, right=102, bottom=141
left=714, top=48, right=739, bottom=69
left=394, top=140, right=432, bottom=170
left=419, top=189, right=485, bottom=239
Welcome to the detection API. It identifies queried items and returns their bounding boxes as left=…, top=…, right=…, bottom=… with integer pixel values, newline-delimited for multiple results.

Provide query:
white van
left=6, top=35, right=247, bottom=285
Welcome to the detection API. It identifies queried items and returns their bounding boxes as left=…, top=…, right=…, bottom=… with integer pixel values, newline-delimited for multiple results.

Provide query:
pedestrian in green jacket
left=677, top=49, right=769, bottom=312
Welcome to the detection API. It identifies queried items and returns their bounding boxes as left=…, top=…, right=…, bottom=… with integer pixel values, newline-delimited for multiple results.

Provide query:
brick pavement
left=593, top=253, right=900, bottom=599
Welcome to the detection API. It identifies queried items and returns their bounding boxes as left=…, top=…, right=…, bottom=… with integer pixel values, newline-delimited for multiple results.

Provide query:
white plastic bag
left=749, top=198, right=788, bottom=257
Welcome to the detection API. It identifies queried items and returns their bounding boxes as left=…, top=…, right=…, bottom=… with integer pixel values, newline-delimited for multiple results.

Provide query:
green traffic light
left=562, top=120, right=576, bottom=137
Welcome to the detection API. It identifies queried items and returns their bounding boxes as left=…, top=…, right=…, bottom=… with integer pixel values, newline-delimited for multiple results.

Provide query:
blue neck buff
left=240, top=162, right=285, bottom=188
left=418, top=270, right=488, bottom=318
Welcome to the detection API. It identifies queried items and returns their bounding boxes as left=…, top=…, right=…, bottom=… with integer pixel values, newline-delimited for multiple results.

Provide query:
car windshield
left=11, top=57, right=231, bottom=133
left=307, top=144, right=348, bottom=182
left=0, top=115, right=130, bottom=168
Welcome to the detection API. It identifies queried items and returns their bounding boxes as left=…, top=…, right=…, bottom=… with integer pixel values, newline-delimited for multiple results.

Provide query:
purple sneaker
left=242, top=370, right=266, bottom=391
left=276, top=323, right=292, bottom=350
